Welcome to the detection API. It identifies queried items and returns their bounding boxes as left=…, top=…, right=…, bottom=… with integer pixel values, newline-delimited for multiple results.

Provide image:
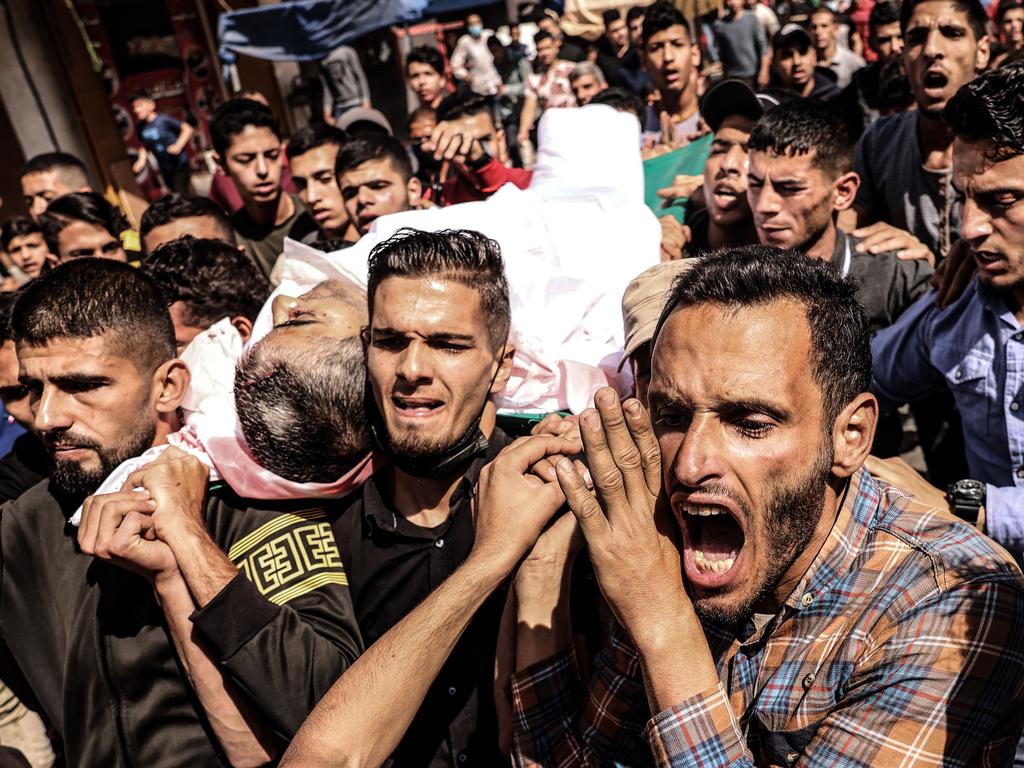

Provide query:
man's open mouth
left=923, top=69, right=949, bottom=96
left=392, top=396, right=444, bottom=416
left=678, top=498, right=747, bottom=588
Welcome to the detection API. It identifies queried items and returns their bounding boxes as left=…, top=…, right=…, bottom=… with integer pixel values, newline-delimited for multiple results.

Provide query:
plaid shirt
left=511, top=469, right=1024, bottom=767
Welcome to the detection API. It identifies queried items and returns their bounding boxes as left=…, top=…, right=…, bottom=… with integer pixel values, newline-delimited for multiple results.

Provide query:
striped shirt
left=511, top=468, right=1024, bottom=767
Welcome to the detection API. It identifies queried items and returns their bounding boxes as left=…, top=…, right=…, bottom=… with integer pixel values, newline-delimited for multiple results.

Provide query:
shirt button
left=787, top=751, right=799, bottom=764
left=802, top=673, right=815, bottom=689
left=954, top=368, right=963, bottom=380
left=435, top=538, right=445, bottom=548
left=1013, top=402, right=1021, bottom=412
left=457, top=756, right=467, bottom=764
left=1018, top=468, right=1024, bottom=479
left=448, top=686, right=457, bottom=696
left=800, top=592, right=814, bottom=607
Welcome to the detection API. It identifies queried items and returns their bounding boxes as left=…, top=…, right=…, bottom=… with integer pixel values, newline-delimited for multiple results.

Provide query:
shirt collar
left=361, top=427, right=510, bottom=534
left=976, top=278, right=1022, bottom=331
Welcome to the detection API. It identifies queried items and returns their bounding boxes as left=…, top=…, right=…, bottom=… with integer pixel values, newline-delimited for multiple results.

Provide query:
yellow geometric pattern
left=230, top=509, right=348, bottom=605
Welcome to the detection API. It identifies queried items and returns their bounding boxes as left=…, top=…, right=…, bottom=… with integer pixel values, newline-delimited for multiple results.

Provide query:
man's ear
left=832, top=171, right=860, bottom=212
left=407, top=176, right=423, bottom=208
left=975, top=34, right=991, bottom=71
left=231, top=316, right=254, bottom=342
left=490, top=343, right=516, bottom=396
left=831, top=392, right=878, bottom=479
left=152, top=359, right=191, bottom=415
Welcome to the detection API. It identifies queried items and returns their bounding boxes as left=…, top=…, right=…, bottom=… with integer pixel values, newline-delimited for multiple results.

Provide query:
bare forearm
left=171, top=123, right=194, bottom=154
left=514, top=560, right=575, bottom=671
left=631, top=607, right=719, bottom=715
left=155, top=572, right=279, bottom=766
left=519, top=97, right=538, bottom=136
left=281, top=555, right=506, bottom=768
left=165, top=520, right=239, bottom=606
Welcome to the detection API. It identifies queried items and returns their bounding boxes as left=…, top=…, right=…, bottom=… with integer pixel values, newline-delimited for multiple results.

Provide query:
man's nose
left=396, top=342, right=431, bottom=383
left=959, top=197, right=992, bottom=242
left=34, top=387, right=72, bottom=434
left=671, top=413, right=726, bottom=490
left=255, top=154, right=269, bottom=177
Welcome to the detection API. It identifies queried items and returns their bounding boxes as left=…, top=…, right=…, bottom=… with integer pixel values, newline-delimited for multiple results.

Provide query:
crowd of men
left=0, top=0, right=1023, bottom=764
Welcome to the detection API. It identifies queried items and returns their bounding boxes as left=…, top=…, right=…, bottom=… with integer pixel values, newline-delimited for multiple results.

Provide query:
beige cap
left=618, top=259, right=694, bottom=371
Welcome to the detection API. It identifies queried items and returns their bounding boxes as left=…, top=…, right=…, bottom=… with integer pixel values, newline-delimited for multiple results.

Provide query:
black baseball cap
left=700, top=79, right=782, bottom=133
left=772, top=23, right=813, bottom=49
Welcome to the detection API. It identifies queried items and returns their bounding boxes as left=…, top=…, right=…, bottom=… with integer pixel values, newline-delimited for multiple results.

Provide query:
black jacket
left=0, top=480, right=363, bottom=767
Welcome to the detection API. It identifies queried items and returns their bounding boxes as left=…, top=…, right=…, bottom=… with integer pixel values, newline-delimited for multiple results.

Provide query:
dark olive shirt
left=330, top=430, right=512, bottom=768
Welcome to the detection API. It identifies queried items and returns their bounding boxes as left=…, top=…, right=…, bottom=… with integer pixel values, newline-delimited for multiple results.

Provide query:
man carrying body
left=211, top=98, right=316, bottom=278
left=19, top=153, right=92, bottom=222
left=871, top=60, right=1024, bottom=554
left=810, top=6, right=866, bottom=88
left=747, top=97, right=932, bottom=330
left=335, top=135, right=422, bottom=237
left=1, top=259, right=362, bottom=765
left=287, top=123, right=360, bottom=243
left=281, top=246, right=1024, bottom=767
left=139, top=193, right=238, bottom=254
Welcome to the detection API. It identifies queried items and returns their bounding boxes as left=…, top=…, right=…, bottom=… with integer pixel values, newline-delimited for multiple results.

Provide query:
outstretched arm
left=281, top=434, right=580, bottom=768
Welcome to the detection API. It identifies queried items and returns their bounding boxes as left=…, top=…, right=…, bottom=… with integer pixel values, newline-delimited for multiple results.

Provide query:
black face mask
left=366, top=392, right=490, bottom=478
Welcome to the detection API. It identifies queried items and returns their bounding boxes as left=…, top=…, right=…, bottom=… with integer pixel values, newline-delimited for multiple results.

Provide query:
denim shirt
left=871, top=278, right=1024, bottom=551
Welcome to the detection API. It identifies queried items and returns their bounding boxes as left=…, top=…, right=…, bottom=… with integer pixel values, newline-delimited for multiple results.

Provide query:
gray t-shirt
left=713, top=12, right=767, bottom=79
left=854, top=110, right=959, bottom=259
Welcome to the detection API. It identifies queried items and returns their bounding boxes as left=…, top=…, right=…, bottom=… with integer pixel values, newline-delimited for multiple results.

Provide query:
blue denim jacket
left=871, top=279, right=1024, bottom=551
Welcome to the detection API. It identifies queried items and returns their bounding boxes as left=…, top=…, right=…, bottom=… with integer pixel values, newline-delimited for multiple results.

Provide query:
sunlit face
left=871, top=21, right=904, bottom=62
left=773, top=43, right=816, bottom=91
left=264, top=280, right=368, bottom=354
left=408, top=114, right=437, bottom=142
left=1002, top=7, right=1024, bottom=48
left=903, top=0, right=988, bottom=117
left=142, top=215, right=232, bottom=255
left=291, top=143, right=349, bottom=237
left=131, top=97, right=157, bottom=122
left=0, top=341, right=31, bottom=429
left=649, top=301, right=832, bottom=625
left=366, top=277, right=505, bottom=461
left=748, top=149, right=836, bottom=255
left=55, top=221, right=127, bottom=262
left=340, top=158, right=420, bottom=235
left=644, top=24, right=698, bottom=95
left=18, top=336, right=164, bottom=497
left=220, top=125, right=284, bottom=205
left=606, top=18, right=629, bottom=50
left=953, top=138, right=1024, bottom=293
left=5, top=232, right=50, bottom=278
left=704, top=115, right=755, bottom=228
left=407, top=62, right=445, bottom=108
left=536, top=37, right=561, bottom=66
left=22, top=171, right=76, bottom=221
left=810, top=12, right=837, bottom=50
left=571, top=73, right=605, bottom=105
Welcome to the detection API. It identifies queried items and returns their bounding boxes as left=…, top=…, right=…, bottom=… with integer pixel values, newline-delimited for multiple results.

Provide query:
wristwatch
left=947, top=479, right=986, bottom=524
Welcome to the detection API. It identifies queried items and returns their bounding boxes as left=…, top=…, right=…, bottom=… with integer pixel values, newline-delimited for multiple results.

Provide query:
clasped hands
left=77, top=447, right=210, bottom=584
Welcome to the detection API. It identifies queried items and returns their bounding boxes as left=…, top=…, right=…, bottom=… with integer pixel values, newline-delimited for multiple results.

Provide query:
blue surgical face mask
left=469, top=24, right=483, bottom=37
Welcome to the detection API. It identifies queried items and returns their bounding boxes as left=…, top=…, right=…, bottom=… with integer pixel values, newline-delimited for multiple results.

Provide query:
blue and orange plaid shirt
left=511, top=469, right=1024, bottom=767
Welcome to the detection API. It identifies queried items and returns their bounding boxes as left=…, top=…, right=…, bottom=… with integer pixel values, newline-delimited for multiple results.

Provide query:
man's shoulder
left=866, top=474, right=1024, bottom=599
left=860, top=109, right=916, bottom=147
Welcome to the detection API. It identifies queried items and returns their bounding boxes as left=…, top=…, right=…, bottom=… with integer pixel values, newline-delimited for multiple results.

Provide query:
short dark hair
left=141, top=236, right=270, bottom=328
left=998, top=0, right=1024, bottom=23
left=654, top=246, right=872, bottom=427
left=590, top=86, right=645, bottom=117
left=869, top=0, right=900, bottom=31
left=139, top=193, right=235, bottom=245
left=0, top=292, right=19, bottom=346
left=12, top=258, right=175, bottom=372
left=436, top=92, right=496, bottom=124
left=627, top=5, right=646, bottom=22
left=20, top=152, right=89, bottom=187
left=533, top=29, right=554, bottom=45
left=810, top=6, right=836, bottom=21
left=900, top=0, right=987, bottom=39
left=406, top=46, right=445, bottom=75
left=367, top=228, right=510, bottom=351
left=748, top=98, right=853, bottom=177
left=641, top=1, right=691, bottom=46
left=234, top=336, right=370, bottom=482
left=603, top=8, right=624, bottom=26
left=287, top=123, right=349, bottom=161
left=335, top=134, right=413, bottom=181
left=210, top=98, right=282, bottom=157
left=38, top=192, right=129, bottom=256
left=945, top=58, right=1024, bottom=160
left=1, top=217, right=42, bottom=251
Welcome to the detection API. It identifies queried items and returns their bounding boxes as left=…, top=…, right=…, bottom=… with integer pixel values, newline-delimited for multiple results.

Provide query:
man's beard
left=692, top=437, right=832, bottom=627
left=385, top=418, right=470, bottom=461
left=47, top=422, right=158, bottom=499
